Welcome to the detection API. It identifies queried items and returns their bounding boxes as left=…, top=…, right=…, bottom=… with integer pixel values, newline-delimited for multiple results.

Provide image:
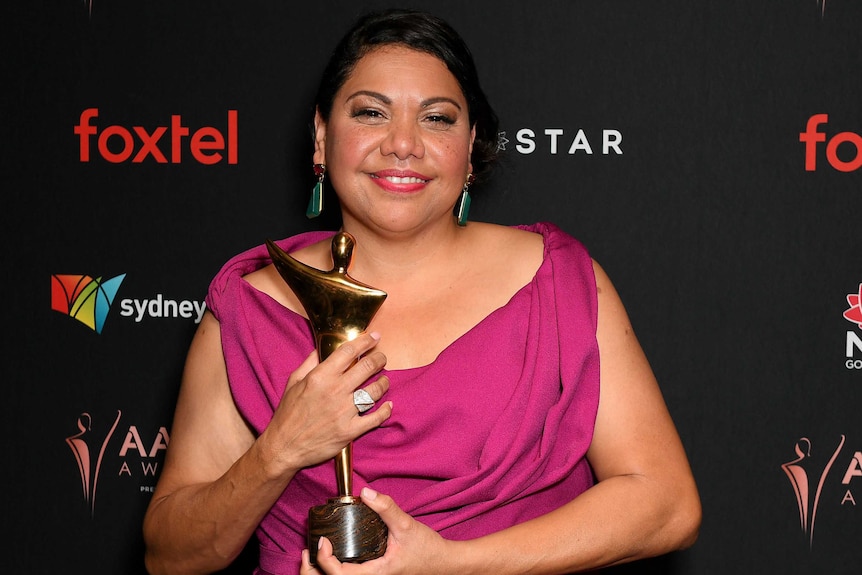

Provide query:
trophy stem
left=335, top=444, right=353, bottom=498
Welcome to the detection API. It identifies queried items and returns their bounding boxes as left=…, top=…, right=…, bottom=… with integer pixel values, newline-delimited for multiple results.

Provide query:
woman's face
left=314, top=45, right=475, bottom=235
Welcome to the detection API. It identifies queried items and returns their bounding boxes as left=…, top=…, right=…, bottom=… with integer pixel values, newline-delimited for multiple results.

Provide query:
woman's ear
left=313, top=108, right=327, bottom=164
left=468, top=124, right=476, bottom=174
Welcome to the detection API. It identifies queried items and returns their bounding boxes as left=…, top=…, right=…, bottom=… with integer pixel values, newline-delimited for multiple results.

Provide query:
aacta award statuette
left=265, top=232, right=388, bottom=565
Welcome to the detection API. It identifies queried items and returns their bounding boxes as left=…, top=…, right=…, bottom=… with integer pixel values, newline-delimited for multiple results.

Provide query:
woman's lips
left=370, top=170, right=430, bottom=193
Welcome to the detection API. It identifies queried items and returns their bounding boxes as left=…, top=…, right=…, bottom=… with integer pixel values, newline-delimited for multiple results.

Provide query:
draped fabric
left=206, top=222, right=601, bottom=575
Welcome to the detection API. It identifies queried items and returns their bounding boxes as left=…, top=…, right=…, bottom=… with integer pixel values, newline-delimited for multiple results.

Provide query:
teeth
left=384, top=176, right=426, bottom=184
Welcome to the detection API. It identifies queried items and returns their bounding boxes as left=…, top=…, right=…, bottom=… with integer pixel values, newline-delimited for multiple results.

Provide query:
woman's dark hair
left=314, top=9, right=500, bottom=182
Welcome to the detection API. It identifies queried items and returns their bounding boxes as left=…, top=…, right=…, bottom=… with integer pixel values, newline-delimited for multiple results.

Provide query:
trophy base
left=307, top=496, right=388, bottom=566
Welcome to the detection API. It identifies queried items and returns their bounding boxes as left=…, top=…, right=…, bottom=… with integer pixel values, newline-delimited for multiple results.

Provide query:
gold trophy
left=265, top=232, right=388, bottom=565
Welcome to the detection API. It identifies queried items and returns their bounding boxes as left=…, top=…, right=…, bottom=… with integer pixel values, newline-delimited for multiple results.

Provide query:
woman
left=142, top=9, right=701, bottom=575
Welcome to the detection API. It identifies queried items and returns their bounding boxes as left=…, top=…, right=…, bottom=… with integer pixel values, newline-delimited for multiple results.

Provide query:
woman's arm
left=312, top=259, right=700, bottom=575
left=143, top=311, right=392, bottom=575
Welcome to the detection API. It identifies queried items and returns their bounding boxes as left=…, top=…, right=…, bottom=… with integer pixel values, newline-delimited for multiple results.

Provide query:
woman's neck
left=338, top=218, right=473, bottom=286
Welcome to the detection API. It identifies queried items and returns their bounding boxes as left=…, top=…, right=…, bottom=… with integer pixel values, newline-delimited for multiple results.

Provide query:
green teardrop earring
left=306, top=163, right=325, bottom=218
left=455, top=173, right=475, bottom=226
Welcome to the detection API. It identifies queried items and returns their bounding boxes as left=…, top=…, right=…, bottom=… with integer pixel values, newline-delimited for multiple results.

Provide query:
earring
left=306, top=164, right=325, bottom=218
left=455, top=173, right=475, bottom=226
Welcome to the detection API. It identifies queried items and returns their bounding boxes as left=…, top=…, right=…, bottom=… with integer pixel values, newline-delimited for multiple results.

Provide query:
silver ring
left=353, top=389, right=374, bottom=413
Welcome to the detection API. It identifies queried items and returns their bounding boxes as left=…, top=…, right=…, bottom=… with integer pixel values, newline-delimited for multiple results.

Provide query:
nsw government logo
left=844, top=283, right=862, bottom=370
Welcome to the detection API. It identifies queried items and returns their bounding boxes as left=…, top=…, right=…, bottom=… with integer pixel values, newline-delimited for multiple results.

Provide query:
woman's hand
left=302, top=488, right=454, bottom=575
left=260, top=332, right=393, bottom=478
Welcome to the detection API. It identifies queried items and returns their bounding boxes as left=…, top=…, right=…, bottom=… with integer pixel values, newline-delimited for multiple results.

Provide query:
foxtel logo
left=52, top=274, right=205, bottom=334
left=74, top=108, right=238, bottom=165
left=799, top=114, right=862, bottom=172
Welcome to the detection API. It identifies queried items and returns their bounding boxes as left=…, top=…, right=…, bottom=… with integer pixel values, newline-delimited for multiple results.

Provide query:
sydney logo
left=51, top=273, right=126, bottom=334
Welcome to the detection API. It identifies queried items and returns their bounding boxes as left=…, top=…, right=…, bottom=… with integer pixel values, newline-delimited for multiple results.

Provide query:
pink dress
left=206, top=222, right=601, bottom=575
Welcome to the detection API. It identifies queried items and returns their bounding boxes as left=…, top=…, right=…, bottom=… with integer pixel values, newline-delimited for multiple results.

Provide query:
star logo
left=496, top=131, right=509, bottom=152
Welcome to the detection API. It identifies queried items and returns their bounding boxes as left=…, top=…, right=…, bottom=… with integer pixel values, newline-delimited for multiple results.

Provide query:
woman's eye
left=353, top=109, right=385, bottom=120
left=425, top=114, right=455, bottom=127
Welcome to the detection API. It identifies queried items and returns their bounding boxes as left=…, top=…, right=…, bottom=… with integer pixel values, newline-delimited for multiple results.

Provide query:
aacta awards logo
left=66, top=412, right=122, bottom=515
left=51, top=274, right=126, bottom=334
left=844, top=283, right=862, bottom=370
left=66, top=410, right=169, bottom=516
left=782, top=436, right=861, bottom=547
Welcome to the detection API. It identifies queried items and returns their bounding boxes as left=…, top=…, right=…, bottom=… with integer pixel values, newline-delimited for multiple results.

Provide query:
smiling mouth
left=373, top=175, right=429, bottom=184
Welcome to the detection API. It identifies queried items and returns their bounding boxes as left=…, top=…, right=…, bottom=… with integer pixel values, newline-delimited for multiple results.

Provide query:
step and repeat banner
left=4, top=1, right=860, bottom=573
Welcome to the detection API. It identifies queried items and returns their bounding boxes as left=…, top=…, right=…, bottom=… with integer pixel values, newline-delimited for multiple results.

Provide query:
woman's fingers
left=269, top=332, right=392, bottom=470
left=303, top=333, right=387, bottom=397
left=312, top=537, right=344, bottom=574
left=354, top=375, right=391, bottom=413
left=300, top=548, right=320, bottom=574
left=360, top=487, right=411, bottom=531
left=286, top=349, right=320, bottom=389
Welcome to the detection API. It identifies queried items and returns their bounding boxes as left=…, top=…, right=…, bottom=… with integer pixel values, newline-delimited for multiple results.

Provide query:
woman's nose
left=380, top=117, right=425, bottom=159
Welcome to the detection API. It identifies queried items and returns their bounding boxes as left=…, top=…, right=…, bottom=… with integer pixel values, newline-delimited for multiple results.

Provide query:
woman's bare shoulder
left=469, top=221, right=544, bottom=252
left=465, top=222, right=544, bottom=288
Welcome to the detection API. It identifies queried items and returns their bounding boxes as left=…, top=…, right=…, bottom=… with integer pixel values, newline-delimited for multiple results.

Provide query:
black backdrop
left=4, top=1, right=861, bottom=573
